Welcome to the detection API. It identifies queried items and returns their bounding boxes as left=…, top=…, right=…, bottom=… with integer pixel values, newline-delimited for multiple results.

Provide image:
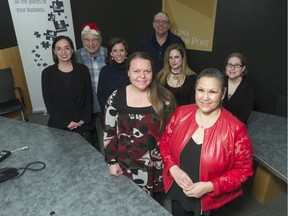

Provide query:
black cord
left=14, top=161, right=46, bottom=178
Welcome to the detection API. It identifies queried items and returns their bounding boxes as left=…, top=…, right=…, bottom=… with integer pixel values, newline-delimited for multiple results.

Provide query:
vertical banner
left=8, top=0, right=75, bottom=112
left=163, top=0, right=218, bottom=52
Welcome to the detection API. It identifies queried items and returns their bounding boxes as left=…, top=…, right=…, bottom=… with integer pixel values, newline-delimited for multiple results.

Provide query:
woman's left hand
left=183, top=181, right=213, bottom=198
left=77, top=120, right=84, bottom=127
left=108, top=163, right=123, bottom=176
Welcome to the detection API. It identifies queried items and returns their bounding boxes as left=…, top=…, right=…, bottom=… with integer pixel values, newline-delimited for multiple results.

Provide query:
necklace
left=199, top=121, right=212, bottom=129
left=197, top=109, right=220, bottom=129
left=170, top=71, right=180, bottom=80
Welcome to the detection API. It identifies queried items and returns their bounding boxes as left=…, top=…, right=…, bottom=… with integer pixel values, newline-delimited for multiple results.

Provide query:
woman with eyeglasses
left=222, top=52, right=255, bottom=124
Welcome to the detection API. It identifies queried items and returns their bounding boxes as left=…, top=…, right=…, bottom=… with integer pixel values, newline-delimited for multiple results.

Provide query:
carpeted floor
left=26, top=113, right=287, bottom=216
left=220, top=172, right=287, bottom=216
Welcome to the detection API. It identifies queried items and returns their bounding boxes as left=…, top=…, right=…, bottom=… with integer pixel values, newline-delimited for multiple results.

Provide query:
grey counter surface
left=0, top=117, right=171, bottom=216
left=247, top=111, right=287, bottom=183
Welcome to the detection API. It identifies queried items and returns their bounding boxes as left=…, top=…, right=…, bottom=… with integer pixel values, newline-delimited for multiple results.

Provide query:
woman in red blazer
left=159, top=68, right=253, bottom=216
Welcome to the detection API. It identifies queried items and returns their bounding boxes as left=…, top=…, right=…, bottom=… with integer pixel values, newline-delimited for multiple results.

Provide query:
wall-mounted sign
left=163, top=0, right=218, bottom=52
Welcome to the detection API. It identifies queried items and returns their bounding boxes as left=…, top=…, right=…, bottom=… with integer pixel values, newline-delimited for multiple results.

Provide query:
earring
left=111, top=57, right=114, bottom=60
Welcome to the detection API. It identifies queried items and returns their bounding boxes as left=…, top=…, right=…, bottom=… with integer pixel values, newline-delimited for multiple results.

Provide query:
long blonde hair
left=127, top=52, right=177, bottom=131
left=157, top=43, right=196, bottom=85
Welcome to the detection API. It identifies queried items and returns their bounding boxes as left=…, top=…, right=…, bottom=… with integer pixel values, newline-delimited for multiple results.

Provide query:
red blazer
left=159, top=104, right=253, bottom=211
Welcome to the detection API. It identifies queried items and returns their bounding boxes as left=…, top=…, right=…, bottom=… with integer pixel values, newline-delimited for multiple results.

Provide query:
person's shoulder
left=97, top=46, right=107, bottom=56
left=74, top=48, right=81, bottom=54
left=74, top=47, right=85, bottom=56
left=42, top=64, right=56, bottom=73
left=169, top=30, right=184, bottom=41
left=242, top=76, right=255, bottom=87
left=167, top=31, right=186, bottom=48
left=100, top=64, right=110, bottom=71
left=140, top=32, right=154, bottom=44
left=239, top=76, right=256, bottom=96
left=118, top=85, right=127, bottom=92
left=221, top=108, right=246, bottom=128
left=99, top=64, right=112, bottom=76
left=186, top=73, right=197, bottom=80
left=73, top=62, right=90, bottom=75
left=179, top=103, right=197, bottom=109
left=108, top=87, right=125, bottom=103
left=142, top=32, right=153, bottom=40
left=184, top=75, right=197, bottom=87
left=171, top=104, right=197, bottom=123
left=110, top=85, right=126, bottom=95
left=100, top=46, right=107, bottom=53
left=74, top=48, right=84, bottom=63
left=175, top=104, right=197, bottom=115
left=73, top=62, right=88, bottom=69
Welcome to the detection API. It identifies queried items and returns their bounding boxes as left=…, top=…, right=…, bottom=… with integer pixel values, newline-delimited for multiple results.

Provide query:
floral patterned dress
left=103, top=87, right=164, bottom=195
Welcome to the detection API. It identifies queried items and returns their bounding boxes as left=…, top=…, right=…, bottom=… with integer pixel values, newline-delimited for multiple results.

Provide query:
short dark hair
left=52, top=35, right=74, bottom=63
left=197, top=68, right=226, bottom=94
left=154, top=11, right=170, bottom=21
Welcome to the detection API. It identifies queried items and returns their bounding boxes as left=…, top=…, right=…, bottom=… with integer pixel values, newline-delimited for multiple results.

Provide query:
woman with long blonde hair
left=157, top=43, right=197, bottom=105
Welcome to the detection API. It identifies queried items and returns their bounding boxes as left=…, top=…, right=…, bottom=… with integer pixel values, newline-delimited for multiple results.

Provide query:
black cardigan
left=41, top=63, right=93, bottom=132
left=223, top=76, right=256, bottom=124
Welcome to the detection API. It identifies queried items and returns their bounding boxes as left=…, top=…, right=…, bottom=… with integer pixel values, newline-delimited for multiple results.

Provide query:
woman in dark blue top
left=97, top=37, right=131, bottom=113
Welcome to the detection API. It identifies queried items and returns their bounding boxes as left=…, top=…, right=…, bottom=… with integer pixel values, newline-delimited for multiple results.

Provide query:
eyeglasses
left=82, top=38, right=100, bottom=43
left=154, top=20, right=169, bottom=25
left=226, top=63, right=243, bottom=69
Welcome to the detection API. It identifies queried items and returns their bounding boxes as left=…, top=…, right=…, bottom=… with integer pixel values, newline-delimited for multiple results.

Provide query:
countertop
left=0, top=117, right=171, bottom=216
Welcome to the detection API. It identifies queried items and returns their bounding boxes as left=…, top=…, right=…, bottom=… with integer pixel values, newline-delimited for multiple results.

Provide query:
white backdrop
left=8, top=0, right=75, bottom=112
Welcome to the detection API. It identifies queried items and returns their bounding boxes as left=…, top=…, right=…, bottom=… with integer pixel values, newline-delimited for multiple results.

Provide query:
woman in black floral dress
left=103, top=52, right=176, bottom=203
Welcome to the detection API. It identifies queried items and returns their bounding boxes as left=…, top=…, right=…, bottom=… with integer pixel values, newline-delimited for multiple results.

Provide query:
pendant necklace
left=170, top=71, right=180, bottom=80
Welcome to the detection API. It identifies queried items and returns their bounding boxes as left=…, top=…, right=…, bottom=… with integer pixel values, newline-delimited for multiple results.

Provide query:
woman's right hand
left=170, top=165, right=193, bottom=190
left=67, top=121, right=78, bottom=130
left=108, top=163, right=123, bottom=176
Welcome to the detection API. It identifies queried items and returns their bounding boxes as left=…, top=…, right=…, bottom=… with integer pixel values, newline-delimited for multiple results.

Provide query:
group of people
left=41, top=10, right=255, bottom=216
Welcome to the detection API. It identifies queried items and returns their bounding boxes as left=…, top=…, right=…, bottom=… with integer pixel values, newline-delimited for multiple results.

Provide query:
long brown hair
left=105, top=37, right=129, bottom=65
left=127, top=52, right=177, bottom=131
left=157, top=43, right=196, bottom=85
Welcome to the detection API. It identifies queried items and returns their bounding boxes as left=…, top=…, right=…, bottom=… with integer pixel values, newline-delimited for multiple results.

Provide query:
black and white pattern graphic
left=32, top=0, right=70, bottom=67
